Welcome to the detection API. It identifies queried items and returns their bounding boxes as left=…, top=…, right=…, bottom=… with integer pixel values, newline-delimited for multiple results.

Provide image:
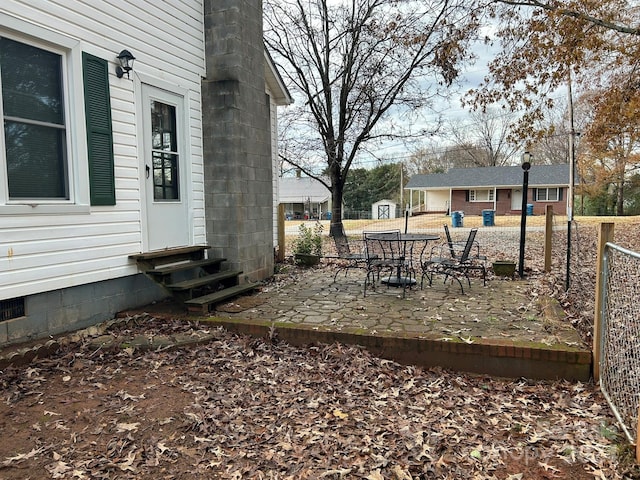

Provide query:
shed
left=372, top=199, right=398, bottom=219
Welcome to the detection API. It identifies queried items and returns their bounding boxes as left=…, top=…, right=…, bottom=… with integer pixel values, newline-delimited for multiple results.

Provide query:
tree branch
left=495, top=0, right=640, bottom=35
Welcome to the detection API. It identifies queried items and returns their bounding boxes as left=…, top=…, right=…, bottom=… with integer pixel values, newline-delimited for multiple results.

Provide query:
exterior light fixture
left=116, top=50, right=135, bottom=78
left=521, top=151, right=532, bottom=171
left=518, top=151, right=533, bottom=278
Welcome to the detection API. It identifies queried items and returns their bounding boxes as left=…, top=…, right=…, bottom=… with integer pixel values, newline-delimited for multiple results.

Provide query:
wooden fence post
left=543, top=205, right=553, bottom=272
left=277, top=204, right=286, bottom=263
left=593, top=222, right=615, bottom=383
left=637, top=407, right=640, bottom=463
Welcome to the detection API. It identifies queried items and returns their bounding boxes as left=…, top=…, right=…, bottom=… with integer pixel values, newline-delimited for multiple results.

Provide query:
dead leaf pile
left=0, top=318, right=629, bottom=479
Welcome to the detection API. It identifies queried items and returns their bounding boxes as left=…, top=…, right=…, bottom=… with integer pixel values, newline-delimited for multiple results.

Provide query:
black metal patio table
left=379, top=233, right=440, bottom=287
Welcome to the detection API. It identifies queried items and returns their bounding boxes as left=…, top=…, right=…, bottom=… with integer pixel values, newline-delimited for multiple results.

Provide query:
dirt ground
left=0, top=314, right=634, bottom=480
left=2, top=217, right=640, bottom=479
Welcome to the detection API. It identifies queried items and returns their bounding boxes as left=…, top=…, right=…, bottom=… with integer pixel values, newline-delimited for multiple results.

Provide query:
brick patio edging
left=203, top=317, right=592, bottom=382
left=0, top=313, right=591, bottom=382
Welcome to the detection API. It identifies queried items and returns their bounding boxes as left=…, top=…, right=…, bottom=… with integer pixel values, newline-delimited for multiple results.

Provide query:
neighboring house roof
left=405, top=164, right=571, bottom=190
left=279, top=176, right=331, bottom=203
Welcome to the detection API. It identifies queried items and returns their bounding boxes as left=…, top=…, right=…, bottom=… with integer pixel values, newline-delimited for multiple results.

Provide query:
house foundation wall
left=201, top=0, right=274, bottom=283
left=0, top=275, right=167, bottom=347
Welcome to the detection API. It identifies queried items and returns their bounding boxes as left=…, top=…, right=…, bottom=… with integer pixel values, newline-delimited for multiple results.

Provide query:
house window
left=536, top=188, right=560, bottom=201
left=469, top=189, right=494, bottom=202
left=0, top=28, right=115, bottom=211
left=0, top=37, right=68, bottom=200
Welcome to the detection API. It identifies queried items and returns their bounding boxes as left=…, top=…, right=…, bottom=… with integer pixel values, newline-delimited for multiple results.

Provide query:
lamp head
left=116, top=49, right=135, bottom=78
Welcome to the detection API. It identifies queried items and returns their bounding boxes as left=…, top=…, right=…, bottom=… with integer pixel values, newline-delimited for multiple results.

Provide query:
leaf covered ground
left=0, top=315, right=634, bottom=479
left=2, top=217, right=640, bottom=479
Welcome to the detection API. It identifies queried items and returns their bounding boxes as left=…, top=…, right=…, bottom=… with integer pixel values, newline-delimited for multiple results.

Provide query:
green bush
left=293, top=222, right=323, bottom=257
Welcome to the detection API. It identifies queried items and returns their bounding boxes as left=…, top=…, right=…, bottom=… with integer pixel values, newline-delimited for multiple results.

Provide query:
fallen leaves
left=0, top=317, right=626, bottom=479
left=115, top=422, right=140, bottom=433
left=2, top=446, right=47, bottom=466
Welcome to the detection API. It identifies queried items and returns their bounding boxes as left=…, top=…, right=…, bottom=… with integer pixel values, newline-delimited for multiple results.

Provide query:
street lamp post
left=518, top=153, right=532, bottom=278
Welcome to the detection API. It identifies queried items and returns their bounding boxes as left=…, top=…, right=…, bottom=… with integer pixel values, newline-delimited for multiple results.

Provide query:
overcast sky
left=354, top=32, right=501, bottom=168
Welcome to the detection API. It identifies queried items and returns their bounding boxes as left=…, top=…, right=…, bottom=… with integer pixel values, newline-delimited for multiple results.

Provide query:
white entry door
left=142, top=85, right=190, bottom=250
left=511, top=188, right=523, bottom=211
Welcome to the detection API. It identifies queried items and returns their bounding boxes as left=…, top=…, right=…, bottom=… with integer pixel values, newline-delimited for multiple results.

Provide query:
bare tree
left=265, top=0, right=480, bottom=236
left=468, top=0, right=640, bottom=141
left=404, top=144, right=451, bottom=175
left=445, top=109, right=520, bottom=166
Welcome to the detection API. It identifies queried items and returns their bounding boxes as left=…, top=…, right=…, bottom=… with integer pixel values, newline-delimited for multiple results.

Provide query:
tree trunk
left=617, top=179, right=625, bottom=216
left=329, top=181, right=345, bottom=238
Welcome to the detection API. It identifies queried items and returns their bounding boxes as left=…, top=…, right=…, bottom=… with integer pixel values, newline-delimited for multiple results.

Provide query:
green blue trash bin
left=451, top=211, right=463, bottom=228
left=482, top=209, right=495, bottom=226
left=526, top=204, right=534, bottom=216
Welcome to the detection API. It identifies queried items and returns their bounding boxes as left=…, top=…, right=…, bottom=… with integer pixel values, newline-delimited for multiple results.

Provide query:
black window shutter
left=83, top=52, right=115, bottom=206
left=559, top=188, right=564, bottom=200
left=465, top=190, right=469, bottom=202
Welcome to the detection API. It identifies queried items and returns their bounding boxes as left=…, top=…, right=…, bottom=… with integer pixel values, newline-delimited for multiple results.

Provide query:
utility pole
left=566, top=70, right=576, bottom=291
left=399, top=162, right=404, bottom=215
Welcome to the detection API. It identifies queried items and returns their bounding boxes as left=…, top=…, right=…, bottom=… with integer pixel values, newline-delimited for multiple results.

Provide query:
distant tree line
left=342, top=164, right=402, bottom=216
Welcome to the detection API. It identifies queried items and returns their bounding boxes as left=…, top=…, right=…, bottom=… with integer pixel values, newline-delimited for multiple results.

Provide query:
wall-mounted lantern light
left=116, top=50, right=135, bottom=78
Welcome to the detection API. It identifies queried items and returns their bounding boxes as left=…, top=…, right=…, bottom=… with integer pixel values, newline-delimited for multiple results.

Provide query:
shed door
left=378, top=204, right=390, bottom=219
left=142, top=85, right=190, bottom=250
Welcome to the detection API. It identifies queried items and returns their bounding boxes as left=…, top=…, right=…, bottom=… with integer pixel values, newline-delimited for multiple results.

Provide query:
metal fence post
left=518, top=157, right=531, bottom=278
left=543, top=205, right=553, bottom=272
left=593, top=222, right=614, bottom=382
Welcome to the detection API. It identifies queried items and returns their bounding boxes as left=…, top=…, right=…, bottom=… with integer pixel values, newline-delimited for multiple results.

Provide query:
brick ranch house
left=405, top=164, right=571, bottom=216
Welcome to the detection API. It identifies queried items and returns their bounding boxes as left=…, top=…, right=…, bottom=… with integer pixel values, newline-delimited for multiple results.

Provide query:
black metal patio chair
left=421, top=228, right=486, bottom=293
left=331, top=234, right=368, bottom=282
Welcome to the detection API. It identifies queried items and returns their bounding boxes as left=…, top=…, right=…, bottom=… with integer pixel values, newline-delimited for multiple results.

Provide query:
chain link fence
left=310, top=211, right=560, bottom=263
left=599, top=243, right=640, bottom=444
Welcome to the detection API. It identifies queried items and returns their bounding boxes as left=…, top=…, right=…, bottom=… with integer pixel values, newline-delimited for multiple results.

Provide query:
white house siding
left=268, top=92, right=280, bottom=249
left=0, top=2, right=205, bottom=300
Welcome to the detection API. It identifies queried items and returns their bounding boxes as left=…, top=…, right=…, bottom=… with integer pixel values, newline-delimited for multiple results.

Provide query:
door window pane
left=150, top=101, right=179, bottom=201
left=152, top=152, right=178, bottom=200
